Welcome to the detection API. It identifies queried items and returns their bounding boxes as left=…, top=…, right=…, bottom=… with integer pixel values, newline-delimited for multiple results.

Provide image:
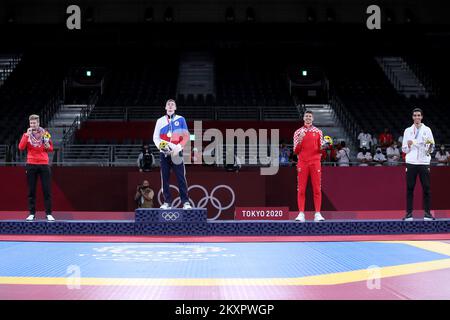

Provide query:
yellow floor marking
left=376, top=241, right=450, bottom=257
left=1, top=241, right=450, bottom=287
left=1, top=258, right=449, bottom=287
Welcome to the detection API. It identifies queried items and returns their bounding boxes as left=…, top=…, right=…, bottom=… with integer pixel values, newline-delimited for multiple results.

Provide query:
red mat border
left=1, top=234, right=450, bottom=243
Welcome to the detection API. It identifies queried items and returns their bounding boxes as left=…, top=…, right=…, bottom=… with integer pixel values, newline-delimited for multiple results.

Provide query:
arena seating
left=404, top=53, right=450, bottom=100
left=0, top=53, right=64, bottom=145
left=326, top=54, right=450, bottom=145
left=90, top=51, right=178, bottom=120
left=2, top=49, right=449, bottom=165
left=215, top=49, right=293, bottom=107
left=87, top=49, right=297, bottom=121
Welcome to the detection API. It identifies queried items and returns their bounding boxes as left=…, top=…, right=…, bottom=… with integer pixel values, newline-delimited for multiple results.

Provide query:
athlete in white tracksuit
left=401, top=108, right=435, bottom=221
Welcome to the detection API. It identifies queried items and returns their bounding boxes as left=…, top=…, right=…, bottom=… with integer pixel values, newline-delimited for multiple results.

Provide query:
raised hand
left=298, top=130, right=306, bottom=143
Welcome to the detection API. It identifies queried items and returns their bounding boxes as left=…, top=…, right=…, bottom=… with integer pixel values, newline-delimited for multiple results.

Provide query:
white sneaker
left=160, top=203, right=171, bottom=209
left=46, top=214, right=56, bottom=222
left=183, top=202, right=192, bottom=210
left=26, top=214, right=35, bottom=222
left=314, top=212, right=325, bottom=222
left=295, top=212, right=305, bottom=222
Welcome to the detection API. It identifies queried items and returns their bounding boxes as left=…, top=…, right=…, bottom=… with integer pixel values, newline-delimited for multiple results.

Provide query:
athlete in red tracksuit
left=293, top=110, right=326, bottom=222
left=18, top=114, right=55, bottom=222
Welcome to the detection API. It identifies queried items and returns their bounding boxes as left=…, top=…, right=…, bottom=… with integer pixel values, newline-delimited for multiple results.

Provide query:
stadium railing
left=88, top=105, right=299, bottom=121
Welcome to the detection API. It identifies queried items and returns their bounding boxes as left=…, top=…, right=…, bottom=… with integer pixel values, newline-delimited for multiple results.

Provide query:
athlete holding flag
left=293, top=110, right=331, bottom=222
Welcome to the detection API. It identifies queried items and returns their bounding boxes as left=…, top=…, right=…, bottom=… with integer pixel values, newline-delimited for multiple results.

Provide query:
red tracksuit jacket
left=18, top=133, right=54, bottom=165
left=293, top=125, right=323, bottom=162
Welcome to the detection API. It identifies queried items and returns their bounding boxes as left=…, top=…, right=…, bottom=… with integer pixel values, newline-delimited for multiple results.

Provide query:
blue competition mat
left=0, top=241, right=447, bottom=279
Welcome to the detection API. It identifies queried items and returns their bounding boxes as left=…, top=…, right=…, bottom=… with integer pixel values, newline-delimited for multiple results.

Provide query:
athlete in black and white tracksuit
left=401, top=108, right=435, bottom=221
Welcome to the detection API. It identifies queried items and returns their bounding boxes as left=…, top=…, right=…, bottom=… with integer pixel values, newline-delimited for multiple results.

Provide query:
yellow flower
left=43, top=131, right=51, bottom=139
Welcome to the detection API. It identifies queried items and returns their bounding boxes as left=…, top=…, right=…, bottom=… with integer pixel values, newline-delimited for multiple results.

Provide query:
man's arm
left=134, top=189, right=141, bottom=201
left=401, top=129, right=411, bottom=154
left=153, top=119, right=162, bottom=150
left=142, top=190, right=154, bottom=201
left=167, top=117, right=190, bottom=155
left=179, top=117, right=190, bottom=148
left=18, top=133, right=28, bottom=151
left=293, top=129, right=304, bottom=155
left=427, top=128, right=435, bottom=154
left=45, top=140, right=54, bottom=152
left=319, top=130, right=326, bottom=150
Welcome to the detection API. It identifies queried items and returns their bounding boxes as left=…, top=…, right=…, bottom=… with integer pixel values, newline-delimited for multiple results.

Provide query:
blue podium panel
left=135, top=208, right=207, bottom=223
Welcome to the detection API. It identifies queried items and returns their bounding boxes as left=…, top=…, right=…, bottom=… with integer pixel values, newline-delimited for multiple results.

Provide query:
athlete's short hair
left=29, top=114, right=39, bottom=122
left=412, top=108, right=423, bottom=116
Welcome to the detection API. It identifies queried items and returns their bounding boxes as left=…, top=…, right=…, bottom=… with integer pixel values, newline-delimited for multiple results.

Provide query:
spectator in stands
left=373, top=147, right=387, bottom=166
left=18, top=114, right=55, bottom=222
left=279, top=142, right=291, bottom=166
left=357, top=131, right=372, bottom=150
left=435, top=145, right=450, bottom=166
left=137, top=144, right=155, bottom=172
left=357, top=147, right=373, bottom=166
left=378, top=128, right=394, bottom=148
left=371, top=135, right=378, bottom=153
left=134, top=180, right=154, bottom=208
left=336, top=141, right=350, bottom=167
left=386, top=141, right=401, bottom=166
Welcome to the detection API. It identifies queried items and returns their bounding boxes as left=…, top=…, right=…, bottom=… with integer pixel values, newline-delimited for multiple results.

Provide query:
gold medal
left=167, top=132, right=172, bottom=138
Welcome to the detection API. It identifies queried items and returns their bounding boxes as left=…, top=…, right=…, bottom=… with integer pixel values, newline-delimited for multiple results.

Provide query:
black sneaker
left=403, top=212, right=413, bottom=221
left=26, top=214, right=35, bottom=221
left=424, top=212, right=436, bottom=221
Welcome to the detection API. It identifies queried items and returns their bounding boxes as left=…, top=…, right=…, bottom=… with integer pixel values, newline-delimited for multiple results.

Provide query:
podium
left=135, top=208, right=207, bottom=223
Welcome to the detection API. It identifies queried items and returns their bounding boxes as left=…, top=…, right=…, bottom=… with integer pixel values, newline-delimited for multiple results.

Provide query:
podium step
left=0, top=219, right=449, bottom=236
left=135, top=208, right=207, bottom=223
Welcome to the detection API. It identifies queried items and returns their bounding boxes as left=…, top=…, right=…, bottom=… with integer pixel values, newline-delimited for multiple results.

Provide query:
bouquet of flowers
left=43, top=131, right=51, bottom=144
left=425, top=138, right=435, bottom=156
left=324, top=135, right=333, bottom=145
left=159, top=140, right=172, bottom=156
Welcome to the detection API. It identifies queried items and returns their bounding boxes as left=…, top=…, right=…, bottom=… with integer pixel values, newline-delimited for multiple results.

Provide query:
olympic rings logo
left=80, top=244, right=236, bottom=262
left=161, top=211, right=180, bottom=221
left=158, top=184, right=235, bottom=220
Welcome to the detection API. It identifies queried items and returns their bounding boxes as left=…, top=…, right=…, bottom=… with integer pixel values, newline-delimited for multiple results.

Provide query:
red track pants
left=297, top=160, right=322, bottom=212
